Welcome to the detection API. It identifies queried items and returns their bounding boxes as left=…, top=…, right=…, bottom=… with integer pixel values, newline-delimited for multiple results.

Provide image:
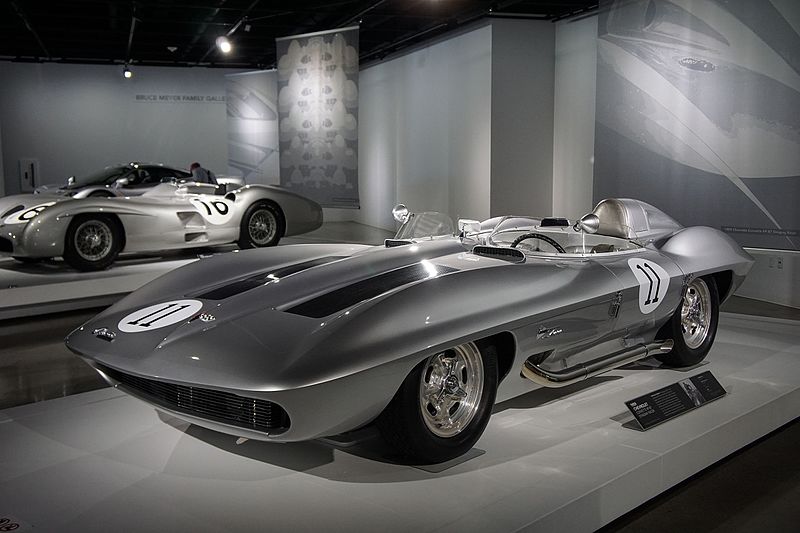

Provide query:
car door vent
left=385, top=239, right=413, bottom=248
left=286, top=263, right=458, bottom=318
left=193, top=256, right=346, bottom=300
left=472, top=246, right=526, bottom=263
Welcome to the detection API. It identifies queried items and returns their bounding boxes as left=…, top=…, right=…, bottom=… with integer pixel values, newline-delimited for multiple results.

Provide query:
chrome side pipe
left=522, top=339, right=674, bottom=388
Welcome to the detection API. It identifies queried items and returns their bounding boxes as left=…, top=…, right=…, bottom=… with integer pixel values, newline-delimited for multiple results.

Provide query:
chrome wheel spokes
left=74, top=220, right=113, bottom=261
left=419, top=342, right=484, bottom=438
left=248, top=209, right=276, bottom=245
left=681, top=278, right=711, bottom=349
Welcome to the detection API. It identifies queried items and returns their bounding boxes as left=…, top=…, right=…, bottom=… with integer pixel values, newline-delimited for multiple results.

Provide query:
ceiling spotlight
left=123, top=65, right=133, bottom=79
left=216, top=36, right=232, bottom=54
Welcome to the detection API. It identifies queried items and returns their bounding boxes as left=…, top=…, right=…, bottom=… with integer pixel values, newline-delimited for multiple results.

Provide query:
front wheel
left=377, top=342, right=498, bottom=464
left=656, top=276, right=719, bottom=367
left=63, top=214, right=122, bottom=271
left=237, top=202, right=284, bottom=248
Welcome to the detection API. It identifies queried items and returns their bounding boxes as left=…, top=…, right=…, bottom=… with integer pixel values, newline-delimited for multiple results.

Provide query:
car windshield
left=486, top=216, right=543, bottom=247
left=68, top=166, right=130, bottom=187
left=395, top=212, right=455, bottom=240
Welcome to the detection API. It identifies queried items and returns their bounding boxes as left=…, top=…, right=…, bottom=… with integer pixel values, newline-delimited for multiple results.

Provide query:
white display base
left=0, top=313, right=797, bottom=532
left=0, top=254, right=203, bottom=320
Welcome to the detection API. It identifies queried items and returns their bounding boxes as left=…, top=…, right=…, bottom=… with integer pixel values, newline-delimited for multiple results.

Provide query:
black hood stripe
left=192, top=256, right=346, bottom=301
left=286, top=263, right=458, bottom=319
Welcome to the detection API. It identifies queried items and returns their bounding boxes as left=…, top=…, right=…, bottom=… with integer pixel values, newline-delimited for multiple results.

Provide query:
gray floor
left=0, top=221, right=798, bottom=531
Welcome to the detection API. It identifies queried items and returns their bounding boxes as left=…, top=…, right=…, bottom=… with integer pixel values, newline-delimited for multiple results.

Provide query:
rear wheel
left=656, top=276, right=719, bottom=367
left=237, top=202, right=284, bottom=248
left=63, top=214, right=122, bottom=271
left=377, top=342, right=498, bottom=464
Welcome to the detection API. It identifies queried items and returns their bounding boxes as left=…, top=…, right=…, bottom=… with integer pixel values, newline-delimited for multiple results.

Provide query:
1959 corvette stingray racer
left=0, top=181, right=322, bottom=270
left=65, top=199, right=753, bottom=463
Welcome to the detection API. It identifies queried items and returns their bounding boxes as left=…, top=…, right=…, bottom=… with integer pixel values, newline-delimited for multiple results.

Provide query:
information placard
left=625, top=370, right=726, bottom=430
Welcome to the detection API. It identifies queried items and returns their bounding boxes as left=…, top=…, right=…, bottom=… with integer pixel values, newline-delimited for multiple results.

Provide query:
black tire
left=377, top=342, right=498, bottom=464
left=63, top=214, right=122, bottom=271
left=656, top=275, right=719, bottom=367
left=237, top=202, right=284, bottom=249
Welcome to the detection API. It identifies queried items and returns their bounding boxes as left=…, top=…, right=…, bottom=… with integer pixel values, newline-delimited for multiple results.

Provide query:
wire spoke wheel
left=247, top=208, right=277, bottom=246
left=419, top=342, right=484, bottom=438
left=681, top=278, right=712, bottom=349
left=74, top=220, right=113, bottom=261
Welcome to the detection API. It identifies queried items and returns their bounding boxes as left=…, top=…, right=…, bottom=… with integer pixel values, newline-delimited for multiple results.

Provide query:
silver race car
left=65, top=199, right=753, bottom=463
left=33, top=163, right=195, bottom=198
left=0, top=181, right=322, bottom=270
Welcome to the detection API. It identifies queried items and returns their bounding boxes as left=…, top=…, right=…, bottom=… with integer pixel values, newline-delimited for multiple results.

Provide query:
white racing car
left=0, top=181, right=323, bottom=270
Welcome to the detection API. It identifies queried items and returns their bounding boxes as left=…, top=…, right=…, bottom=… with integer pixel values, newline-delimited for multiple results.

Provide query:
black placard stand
left=625, top=370, right=726, bottom=430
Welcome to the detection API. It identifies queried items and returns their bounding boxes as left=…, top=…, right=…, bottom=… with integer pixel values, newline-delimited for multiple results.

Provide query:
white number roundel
left=628, top=258, right=670, bottom=314
left=118, top=299, right=203, bottom=333
left=190, top=197, right=234, bottom=225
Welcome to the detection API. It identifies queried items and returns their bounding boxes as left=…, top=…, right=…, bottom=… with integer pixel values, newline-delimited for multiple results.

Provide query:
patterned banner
left=225, top=70, right=279, bottom=185
left=276, top=26, right=360, bottom=208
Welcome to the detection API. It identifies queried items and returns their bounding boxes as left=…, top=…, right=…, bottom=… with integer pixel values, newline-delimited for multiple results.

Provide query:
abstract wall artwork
left=276, top=27, right=359, bottom=208
left=594, top=0, right=800, bottom=250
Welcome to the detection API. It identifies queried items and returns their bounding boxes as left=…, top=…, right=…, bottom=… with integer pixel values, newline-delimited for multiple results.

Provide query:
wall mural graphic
left=225, top=70, right=279, bottom=185
left=594, top=0, right=800, bottom=250
left=276, top=27, right=359, bottom=209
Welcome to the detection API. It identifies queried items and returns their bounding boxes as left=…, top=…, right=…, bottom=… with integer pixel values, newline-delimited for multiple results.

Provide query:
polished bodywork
left=0, top=182, right=322, bottom=259
left=65, top=199, right=752, bottom=443
left=34, top=163, right=192, bottom=198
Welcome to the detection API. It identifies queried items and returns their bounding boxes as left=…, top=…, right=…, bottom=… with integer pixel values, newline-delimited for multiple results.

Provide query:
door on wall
left=19, top=159, right=39, bottom=192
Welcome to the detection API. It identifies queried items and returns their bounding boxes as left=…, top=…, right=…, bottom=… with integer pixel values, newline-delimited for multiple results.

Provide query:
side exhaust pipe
left=522, top=339, right=674, bottom=388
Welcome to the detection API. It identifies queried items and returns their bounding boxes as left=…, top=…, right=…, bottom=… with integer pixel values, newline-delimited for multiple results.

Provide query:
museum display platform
left=0, top=222, right=394, bottom=320
left=1, top=312, right=797, bottom=532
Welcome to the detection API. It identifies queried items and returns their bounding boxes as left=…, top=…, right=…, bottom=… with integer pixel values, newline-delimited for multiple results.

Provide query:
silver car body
left=34, top=162, right=245, bottom=199
left=65, top=199, right=753, bottom=442
left=0, top=182, right=322, bottom=259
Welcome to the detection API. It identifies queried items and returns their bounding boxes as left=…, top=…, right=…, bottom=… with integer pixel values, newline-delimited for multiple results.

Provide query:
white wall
left=490, top=19, right=555, bottom=218
left=354, top=25, right=493, bottom=230
left=0, top=62, right=242, bottom=195
left=553, top=15, right=598, bottom=219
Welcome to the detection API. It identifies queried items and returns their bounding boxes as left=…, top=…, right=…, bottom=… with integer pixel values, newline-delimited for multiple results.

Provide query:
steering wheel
left=510, top=232, right=566, bottom=253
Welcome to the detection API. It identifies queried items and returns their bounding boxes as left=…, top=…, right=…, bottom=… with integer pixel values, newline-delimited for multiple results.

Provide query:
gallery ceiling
left=0, top=0, right=598, bottom=69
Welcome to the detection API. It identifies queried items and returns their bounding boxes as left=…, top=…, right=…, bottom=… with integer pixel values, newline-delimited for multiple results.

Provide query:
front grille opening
left=0, top=237, right=12, bottom=253
left=98, top=364, right=290, bottom=434
left=1, top=205, right=24, bottom=219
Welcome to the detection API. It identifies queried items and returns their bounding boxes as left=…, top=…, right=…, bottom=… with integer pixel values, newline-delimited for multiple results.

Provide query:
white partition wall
left=355, top=25, right=493, bottom=230
left=0, top=62, right=242, bottom=195
left=490, top=19, right=555, bottom=219
left=553, top=15, right=598, bottom=220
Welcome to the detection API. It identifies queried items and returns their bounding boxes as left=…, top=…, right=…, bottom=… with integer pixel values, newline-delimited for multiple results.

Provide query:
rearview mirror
left=573, top=213, right=599, bottom=234
left=392, top=204, right=410, bottom=223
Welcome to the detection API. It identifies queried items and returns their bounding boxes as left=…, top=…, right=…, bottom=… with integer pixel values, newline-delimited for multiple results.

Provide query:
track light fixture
left=123, top=65, right=133, bottom=78
left=216, top=36, right=232, bottom=54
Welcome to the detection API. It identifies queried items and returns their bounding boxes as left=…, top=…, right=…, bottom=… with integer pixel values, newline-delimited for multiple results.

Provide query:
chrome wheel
left=681, top=278, right=712, bottom=349
left=419, top=342, right=484, bottom=438
left=248, top=208, right=277, bottom=246
left=73, top=219, right=113, bottom=261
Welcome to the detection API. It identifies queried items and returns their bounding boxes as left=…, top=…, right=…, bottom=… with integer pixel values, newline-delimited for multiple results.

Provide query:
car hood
left=65, top=239, right=481, bottom=389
